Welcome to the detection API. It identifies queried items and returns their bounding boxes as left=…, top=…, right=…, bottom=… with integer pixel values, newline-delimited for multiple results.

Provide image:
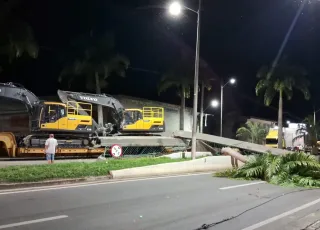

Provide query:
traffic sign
left=110, top=144, right=123, bottom=158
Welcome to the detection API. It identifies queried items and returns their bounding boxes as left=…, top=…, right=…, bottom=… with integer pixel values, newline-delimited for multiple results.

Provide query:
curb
left=0, top=176, right=111, bottom=190
left=109, top=156, right=243, bottom=180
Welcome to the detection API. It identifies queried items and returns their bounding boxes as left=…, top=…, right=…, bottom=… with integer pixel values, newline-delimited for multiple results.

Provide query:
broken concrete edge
left=0, top=176, right=111, bottom=190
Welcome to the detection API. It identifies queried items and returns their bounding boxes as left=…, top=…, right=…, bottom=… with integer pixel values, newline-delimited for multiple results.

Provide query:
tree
left=294, top=116, right=320, bottom=155
left=236, top=121, right=269, bottom=144
left=158, top=61, right=212, bottom=130
left=59, top=31, right=129, bottom=126
left=0, top=0, right=38, bottom=67
left=256, top=58, right=310, bottom=149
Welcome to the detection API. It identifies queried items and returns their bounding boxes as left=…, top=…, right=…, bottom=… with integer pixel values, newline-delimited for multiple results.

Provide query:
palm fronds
left=236, top=121, right=269, bottom=144
left=216, top=152, right=320, bottom=188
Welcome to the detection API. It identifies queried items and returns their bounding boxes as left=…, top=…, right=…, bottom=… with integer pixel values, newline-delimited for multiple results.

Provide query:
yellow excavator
left=0, top=82, right=165, bottom=148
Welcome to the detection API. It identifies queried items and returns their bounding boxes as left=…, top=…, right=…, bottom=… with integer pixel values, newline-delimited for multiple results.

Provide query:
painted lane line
left=219, top=181, right=266, bottom=190
left=241, top=197, right=320, bottom=230
left=0, top=215, right=68, bottom=229
left=0, top=172, right=212, bottom=195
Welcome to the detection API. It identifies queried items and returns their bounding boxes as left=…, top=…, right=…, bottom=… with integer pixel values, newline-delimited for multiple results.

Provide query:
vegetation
left=0, top=0, right=38, bottom=69
left=59, top=31, right=130, bottom=125
left=294, top=115, right=320, bottom=155
left=236, top=121, right=269, bottom=144
left=158, top=60, right=212, bottom=130
left=215, top=152, right=320, bottom=188
left=256, top=58, right=310, bottom=149
left=0, top=157, right=188, bottom=183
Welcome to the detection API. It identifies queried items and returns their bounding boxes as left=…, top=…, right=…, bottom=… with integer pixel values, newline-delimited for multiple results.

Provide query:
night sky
left=2, top=0, right=320, bottom=123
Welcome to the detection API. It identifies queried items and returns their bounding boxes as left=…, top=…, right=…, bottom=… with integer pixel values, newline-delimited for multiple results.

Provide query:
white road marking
left=0, top=215, right=68, bottom=229
left=241, top=197, right=320, bottom=230
left=219, top=181, right=266, bottom=190
left=0, top=172, right=212, bottom=195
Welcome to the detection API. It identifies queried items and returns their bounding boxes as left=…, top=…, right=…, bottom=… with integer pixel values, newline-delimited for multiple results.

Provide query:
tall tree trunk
left=95, top=72, right=104, bottom=126
left=278, top=90, right=283, bottom=149
left=180, top=86, right=185, bottom=130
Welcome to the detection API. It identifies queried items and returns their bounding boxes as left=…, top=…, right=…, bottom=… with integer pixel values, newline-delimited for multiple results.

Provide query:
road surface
left=0, top=173, right=319, bottom=230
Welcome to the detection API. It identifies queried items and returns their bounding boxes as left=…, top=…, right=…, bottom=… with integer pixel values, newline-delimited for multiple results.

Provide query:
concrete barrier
left=109, top=156, right=245, bottom=179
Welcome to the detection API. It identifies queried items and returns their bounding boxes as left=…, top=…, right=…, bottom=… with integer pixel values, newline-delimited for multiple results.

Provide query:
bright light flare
left=169, top=2, right=182, bottom=16
left=229, top=78, right=236, bottom=84
left=211, top=100, right=219, bottom=108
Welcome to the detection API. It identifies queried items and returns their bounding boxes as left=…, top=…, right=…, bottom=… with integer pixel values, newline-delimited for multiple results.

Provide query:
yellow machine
left=38, top=101, right=93, bottom=133
left=265, top=129, right=285, bottom=149
left=123, top=107, right=165, bottom=132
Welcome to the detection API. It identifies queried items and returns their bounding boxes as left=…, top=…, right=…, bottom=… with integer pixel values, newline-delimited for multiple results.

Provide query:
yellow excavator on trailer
left=0, top=82, right=165, bottom=156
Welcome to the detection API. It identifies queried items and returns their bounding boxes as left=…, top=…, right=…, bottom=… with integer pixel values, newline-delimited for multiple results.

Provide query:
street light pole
left=220, top=78, right=236, bottom=137
left=220, top=80, right=223, bottom=137
left=190, top=0, right=201, bottom=160
left=200, top=81, right=204, bottom=133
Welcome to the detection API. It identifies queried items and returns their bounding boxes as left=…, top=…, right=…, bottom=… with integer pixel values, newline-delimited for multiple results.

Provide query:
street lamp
left=211, top=99, right=219, bottom=108
left=168, top=2, right=182, bottom=16
left=168, top=0, right=201, bottom=160
left=220, top=77, right=236, bottom=137
left=202, top=99, right=219, bottom=113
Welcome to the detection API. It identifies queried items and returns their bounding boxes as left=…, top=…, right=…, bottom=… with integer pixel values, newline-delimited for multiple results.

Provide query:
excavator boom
left=0, top=82, right=40, bottom=114
left=57, top=90, right=125, bottom=133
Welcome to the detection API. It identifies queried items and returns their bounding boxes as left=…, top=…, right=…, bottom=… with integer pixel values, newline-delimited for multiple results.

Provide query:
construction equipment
left=122, top=107, right=165, bottom=132
left=57, top=90, right=165, bottom=133
left=0, top=82, right=166, bottom=154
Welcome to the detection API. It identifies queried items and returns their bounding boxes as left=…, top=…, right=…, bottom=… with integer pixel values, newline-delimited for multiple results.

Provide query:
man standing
left=45, top=134, right=58, bottom=164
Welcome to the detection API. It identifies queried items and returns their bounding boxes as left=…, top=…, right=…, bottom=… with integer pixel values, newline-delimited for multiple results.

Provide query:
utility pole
left=190, top=0, right=201, bottom=160
left=220, top=80, right=223, bottom=137
left=200, top=82, right=204, bottom=133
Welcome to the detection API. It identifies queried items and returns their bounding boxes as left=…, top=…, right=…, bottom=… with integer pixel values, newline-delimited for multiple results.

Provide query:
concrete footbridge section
left=172, top=131, right=289, bottom=155
left=97, top=131, right=288, bottom=157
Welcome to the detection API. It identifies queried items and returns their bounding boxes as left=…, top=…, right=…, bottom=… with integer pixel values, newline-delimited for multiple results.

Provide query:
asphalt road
left=0, top=173, right=319, bottom=230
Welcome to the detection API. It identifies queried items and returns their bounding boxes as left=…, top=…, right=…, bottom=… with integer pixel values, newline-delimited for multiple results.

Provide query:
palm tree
left=0, top=0, right=38, bottom=66
left=216, top=152, right=320, bottom=188
left=236, top=121, right=269, bottom=144
left=158, top=61, right=212, bottom=130
left=256, top=58, right=310, bottom=149
left=59, top=31, right=129, bottom=126
left=293, top=116, right=320, bottom=155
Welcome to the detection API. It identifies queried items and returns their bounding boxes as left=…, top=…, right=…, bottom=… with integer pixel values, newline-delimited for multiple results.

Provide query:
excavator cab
left=31, top=101, right=94, bottom=133
left=122, top=107, right=165, bottom=132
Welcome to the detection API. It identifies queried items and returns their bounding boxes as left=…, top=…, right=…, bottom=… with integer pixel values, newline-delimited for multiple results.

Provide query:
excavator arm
left=57, top=90, right=125, bottom=134
left=0, top=82, right=40, bottom=114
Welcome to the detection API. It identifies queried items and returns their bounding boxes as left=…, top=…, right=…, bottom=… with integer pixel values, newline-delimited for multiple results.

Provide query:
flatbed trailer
left=0, top=132, right=187, bottom=158
left=0, top=132, right=105, bottom=158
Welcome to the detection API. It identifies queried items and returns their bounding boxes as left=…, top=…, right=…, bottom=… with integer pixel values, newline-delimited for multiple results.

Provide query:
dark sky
left=2, top=0, right=320, bottom=123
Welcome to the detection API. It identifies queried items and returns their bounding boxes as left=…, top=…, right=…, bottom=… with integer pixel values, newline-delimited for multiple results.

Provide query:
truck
left=265, top=123, right=306, bottom=150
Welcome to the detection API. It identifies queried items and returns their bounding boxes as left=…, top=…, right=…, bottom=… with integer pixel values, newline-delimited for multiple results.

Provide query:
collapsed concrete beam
left=173, top=131, right=289, bottom=155
left=98, top=136, right=187, bottom=148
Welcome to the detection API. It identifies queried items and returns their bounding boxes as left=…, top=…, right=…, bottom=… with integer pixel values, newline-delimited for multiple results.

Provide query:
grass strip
left=0, top=157, right=188, bottom=183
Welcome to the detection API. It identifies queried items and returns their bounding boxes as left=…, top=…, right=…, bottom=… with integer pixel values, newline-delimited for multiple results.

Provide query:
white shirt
left=45, top=138, right=58, bottom=154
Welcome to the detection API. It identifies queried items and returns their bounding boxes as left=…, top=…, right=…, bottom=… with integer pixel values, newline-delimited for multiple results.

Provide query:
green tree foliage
left=294, top=116, right=320, bottom=155
left=216, top=152, right=320, bottom=188
left=236, top=121, right=269, bottom=144
left=158, top=60, right=212, bottom=130
left=59, top=32, right=129, bottom=93
left=0, top=0, right=38, bottom=67
left=59, top=31, right=129, bottom=126
left=256, top=58, right=310, bottom=149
